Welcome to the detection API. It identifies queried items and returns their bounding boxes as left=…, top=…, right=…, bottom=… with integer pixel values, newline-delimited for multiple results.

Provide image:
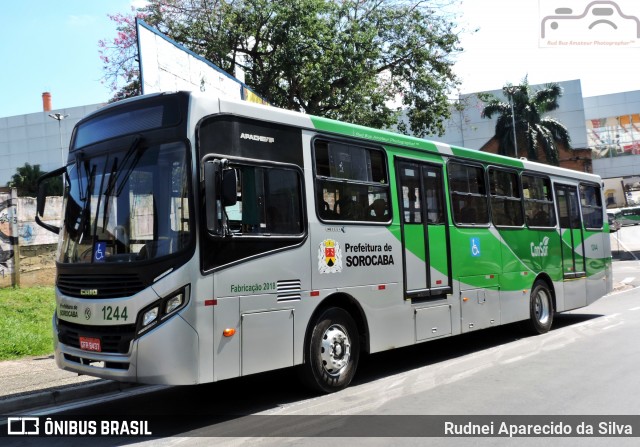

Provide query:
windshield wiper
left=102, top=156, right=119, bottom=229
left=75, top=152, right=88, bottom=201
left=74, top=163, right=96, bottom=247
left=113, top=135, right=144, bottom=197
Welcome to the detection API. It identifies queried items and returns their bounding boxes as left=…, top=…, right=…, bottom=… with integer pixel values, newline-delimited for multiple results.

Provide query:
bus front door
left=555, top=184, right=587, bottom=310
left=397, top=160, right=451, bottom=300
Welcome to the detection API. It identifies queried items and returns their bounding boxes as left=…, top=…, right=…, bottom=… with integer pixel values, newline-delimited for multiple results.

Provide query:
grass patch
left=0, top=287, right=56, bottom=361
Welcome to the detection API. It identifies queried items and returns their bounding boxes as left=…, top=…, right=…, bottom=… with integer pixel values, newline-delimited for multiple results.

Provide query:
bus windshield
left=59, top=140, right=192, bottom=264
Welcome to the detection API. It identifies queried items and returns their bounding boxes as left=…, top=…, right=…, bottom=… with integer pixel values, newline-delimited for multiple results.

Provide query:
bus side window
left=580, top=183, right=603, bottom=229
left=449, top=162, right=489, bottom=225
left=314, top=139, right=390, bottom=223
left=523, top=174, right=556, bottom=228
left=489, top=168, right=523, bottom=227
left=226, top=165, right=303, bottom=235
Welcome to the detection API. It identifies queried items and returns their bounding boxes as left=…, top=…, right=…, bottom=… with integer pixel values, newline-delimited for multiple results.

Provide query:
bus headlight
left=136, top=285, right=190, bottom=336
left=142, top=307, right=159, bottom=327
left=165, top=293, right=184, bottom=315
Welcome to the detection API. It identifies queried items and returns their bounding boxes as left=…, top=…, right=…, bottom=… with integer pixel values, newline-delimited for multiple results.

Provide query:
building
left=436, top=79, right=591, bottom=170
left=0, top=93, right=103, bottom=186
left=434, top=80, right=640, bottom=207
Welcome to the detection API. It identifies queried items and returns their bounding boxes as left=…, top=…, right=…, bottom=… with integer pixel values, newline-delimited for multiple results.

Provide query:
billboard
left=136, top=19, right=267, bottom=104
left=588, top=113, right=640, bottom=158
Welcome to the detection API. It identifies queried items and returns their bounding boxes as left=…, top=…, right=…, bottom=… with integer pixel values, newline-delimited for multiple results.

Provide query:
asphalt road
left=5, top=225, right=640, bottom=446
left=9, top=282, right=632, bottom=447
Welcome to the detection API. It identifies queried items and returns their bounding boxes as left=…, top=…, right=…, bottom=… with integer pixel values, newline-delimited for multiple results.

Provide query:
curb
left=0, top=380, right=139, bottom=415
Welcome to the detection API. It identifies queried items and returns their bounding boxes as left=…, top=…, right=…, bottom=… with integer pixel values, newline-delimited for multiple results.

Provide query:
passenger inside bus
left=335, top=188, right=365, bottom=220
left=367, top=198, right=388, bottom=221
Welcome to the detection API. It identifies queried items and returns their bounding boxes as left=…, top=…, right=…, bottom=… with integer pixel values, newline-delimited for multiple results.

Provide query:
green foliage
left=0, top=287, right=56, bottom=360
left=7, top=163, right=63, bottom=197
left=101, top=0, right=463, bottom=137
left=480, top=77, right=572, bottom=165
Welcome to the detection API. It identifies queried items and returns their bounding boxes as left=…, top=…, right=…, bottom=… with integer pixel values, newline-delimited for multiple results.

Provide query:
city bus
left=617, top=206, right=640, bottom=226
left=36, top=91, right=612, bottom=393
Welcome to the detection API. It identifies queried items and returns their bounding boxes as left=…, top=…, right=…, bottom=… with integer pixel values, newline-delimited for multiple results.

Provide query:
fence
left=0, top=188, right=61, bottom=288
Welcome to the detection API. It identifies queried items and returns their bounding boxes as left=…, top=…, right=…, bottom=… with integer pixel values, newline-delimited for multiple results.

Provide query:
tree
left=479, top=77, right=571, bottom=165
left=99, top=0, right=463, bottom=137
left=7, top=163, right=63, bottom=197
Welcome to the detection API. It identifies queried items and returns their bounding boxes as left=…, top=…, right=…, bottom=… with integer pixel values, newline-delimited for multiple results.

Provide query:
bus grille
left=58, top=320, right=136, bottom=354
left=57, top=273, right=146, bottom=299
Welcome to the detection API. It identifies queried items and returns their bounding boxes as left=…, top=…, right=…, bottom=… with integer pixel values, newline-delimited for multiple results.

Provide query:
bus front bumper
left=53, top=314, right=200, bottom=385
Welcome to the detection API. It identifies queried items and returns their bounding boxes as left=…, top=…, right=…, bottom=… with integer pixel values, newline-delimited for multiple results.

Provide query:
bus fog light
left=142, top=307, right=159, bottom=326
left=165, top=294, right=184, bottom=314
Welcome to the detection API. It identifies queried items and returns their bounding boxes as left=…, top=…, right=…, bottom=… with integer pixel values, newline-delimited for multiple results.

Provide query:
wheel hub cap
left=320, top=324, right=351, bottom=376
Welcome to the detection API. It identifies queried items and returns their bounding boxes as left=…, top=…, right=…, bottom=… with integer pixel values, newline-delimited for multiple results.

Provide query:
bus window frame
left=579, top=182, right=604, bottom=230
left=522, top=172, right=557, bottom=229
left=487, top=165, right=525, bottom=228
left=203, top=154, right=307, bottom=239
left=447, top=160, right=490, bottom=227
left=312, top=136, right=391, bottom=225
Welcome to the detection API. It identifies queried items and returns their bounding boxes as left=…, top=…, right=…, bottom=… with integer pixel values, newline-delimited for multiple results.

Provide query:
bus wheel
left=522, top=280, right=554, bottom=334
left=301, top=307, right=360, bottom=394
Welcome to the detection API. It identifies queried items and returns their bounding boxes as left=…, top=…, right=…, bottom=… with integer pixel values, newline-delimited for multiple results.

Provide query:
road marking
left=602, top=322, right=624, bottom=331
left=630, top=307, right=640, bottom=311
left=612, top=236, right=640, bottom=260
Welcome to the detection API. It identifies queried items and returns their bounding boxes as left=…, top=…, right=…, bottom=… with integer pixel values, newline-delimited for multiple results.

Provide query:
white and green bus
left=36, top=91, right=612, bottom=393
left=617, top=206, right=640, bottom=226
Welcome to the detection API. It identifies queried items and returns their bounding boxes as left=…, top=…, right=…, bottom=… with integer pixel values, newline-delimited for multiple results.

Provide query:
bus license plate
left=79, top=337, right=101, bottom=352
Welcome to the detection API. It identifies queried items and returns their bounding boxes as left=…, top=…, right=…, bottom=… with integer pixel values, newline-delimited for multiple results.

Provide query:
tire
left=521, top=280, right=554, bottom=334
left=300, top=307, right=360, bottom=394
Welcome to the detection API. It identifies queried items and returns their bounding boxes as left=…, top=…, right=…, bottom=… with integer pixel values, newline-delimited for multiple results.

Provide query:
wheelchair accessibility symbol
left=94, top=242, right=106, bottom=262
left=471, top=238, right=481, bottom=257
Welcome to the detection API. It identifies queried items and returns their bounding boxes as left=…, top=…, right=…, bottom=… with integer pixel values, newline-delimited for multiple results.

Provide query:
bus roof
left=96, top=91, right=602, bottom=185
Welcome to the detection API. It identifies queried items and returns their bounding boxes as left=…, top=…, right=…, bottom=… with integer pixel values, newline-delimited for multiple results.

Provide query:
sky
left=1, top=0, right=640, bottom=118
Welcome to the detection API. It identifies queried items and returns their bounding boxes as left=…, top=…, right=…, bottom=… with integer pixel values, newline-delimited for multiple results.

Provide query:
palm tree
left=479, top=77, right=571, bottom=165
left=7, top=163, right=63, bottom=197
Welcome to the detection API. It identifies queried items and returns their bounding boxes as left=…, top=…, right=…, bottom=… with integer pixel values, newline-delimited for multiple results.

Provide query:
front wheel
left=521, top=280, right=554, bottom=334
left=300, top=307, right=360, bottom=394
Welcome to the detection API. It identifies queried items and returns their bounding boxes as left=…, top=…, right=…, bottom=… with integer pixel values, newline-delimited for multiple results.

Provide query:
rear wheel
left=300, top=307, right=360, bottom=393
left=521, top=280, right=554, bottom=334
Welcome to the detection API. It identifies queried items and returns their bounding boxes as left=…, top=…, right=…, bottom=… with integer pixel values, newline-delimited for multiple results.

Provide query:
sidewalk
left=0, top=355, right=138, bottom=415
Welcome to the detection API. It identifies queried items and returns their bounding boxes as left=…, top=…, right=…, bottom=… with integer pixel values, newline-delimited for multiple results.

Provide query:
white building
left=0, top=94, right=103, bottom=186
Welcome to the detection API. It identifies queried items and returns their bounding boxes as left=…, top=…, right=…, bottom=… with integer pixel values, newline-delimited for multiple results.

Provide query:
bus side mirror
left=204, top=159, right=237, bottom=235
left=35, top=166, right=67, bottom=235
left=221, top=169, right=238, bottom=207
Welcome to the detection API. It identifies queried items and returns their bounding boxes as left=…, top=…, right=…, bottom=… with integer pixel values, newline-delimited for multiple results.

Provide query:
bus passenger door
left=554, top=184, right=586, bottom=310
left=397, top=160, right=451, bottom=299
